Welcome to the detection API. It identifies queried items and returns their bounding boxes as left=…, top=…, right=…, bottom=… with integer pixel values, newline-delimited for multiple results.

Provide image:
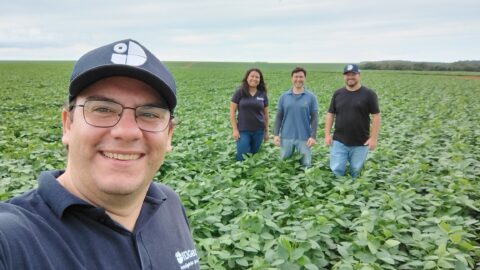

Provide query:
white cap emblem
left=111, top=41, right=147, bottom=66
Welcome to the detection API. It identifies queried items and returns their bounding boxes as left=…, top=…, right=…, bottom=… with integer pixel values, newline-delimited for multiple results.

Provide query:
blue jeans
left=280, top=139, right=312, bottom=167
left=330, top=140, right=368, bottom=178
left=236, top=130, right=264, bottom=161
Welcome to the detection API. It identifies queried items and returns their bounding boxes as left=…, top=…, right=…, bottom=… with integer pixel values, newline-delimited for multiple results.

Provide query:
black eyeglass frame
left=69, top=100, right=173, bottom=133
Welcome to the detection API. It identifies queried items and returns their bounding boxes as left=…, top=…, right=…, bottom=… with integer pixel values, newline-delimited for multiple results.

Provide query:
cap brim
left=69, top=65, right=176, bottom=112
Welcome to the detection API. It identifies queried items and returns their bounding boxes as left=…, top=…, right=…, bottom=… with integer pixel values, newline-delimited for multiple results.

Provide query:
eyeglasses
left=70, top=100, right=171, bottom=132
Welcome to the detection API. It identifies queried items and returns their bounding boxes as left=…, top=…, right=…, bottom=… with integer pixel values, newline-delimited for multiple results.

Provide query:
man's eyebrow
left=143, top=102, right=168, bottom=108
left=84, top=95, right=116, bottom=102
left=84, top=95, right=168, bottom=109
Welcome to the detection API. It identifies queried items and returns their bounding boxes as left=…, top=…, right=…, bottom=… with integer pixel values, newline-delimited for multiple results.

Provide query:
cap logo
left=347, top=64, right=354, bottom=71
left=110, top=41, right=147, bottom=66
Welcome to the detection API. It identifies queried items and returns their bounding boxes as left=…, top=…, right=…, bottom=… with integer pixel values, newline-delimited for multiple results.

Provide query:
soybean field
left=0, top=61, right=479, bottom=269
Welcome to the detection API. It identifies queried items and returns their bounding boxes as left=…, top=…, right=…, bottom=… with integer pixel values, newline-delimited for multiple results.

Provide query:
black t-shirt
left=328, top=86, right=380, bottom=146
left=231, top=88, right=268, bottom=131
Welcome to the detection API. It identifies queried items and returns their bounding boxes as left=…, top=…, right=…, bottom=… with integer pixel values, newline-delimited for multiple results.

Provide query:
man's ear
left=166, top=125, right=175, bottom=152
left=61, top=109, right=71, bottom=146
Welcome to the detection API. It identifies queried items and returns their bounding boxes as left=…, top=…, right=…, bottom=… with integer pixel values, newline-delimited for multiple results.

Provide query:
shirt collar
left=144, top=182, right=168, bottom=205
left=38, top=170, right=90, bottom=218
left=38, top=170, right=168, bottom=219
left=287, top=88, right=308, bottom=95
left=135, top=183, right=168, bottom=233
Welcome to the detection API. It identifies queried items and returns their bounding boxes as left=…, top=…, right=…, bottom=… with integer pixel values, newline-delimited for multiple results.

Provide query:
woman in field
left=229, top=68, right=269, bottom=161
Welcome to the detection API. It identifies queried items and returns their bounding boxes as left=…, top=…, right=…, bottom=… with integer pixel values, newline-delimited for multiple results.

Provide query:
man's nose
left=111, top=108, right=143, bottom=139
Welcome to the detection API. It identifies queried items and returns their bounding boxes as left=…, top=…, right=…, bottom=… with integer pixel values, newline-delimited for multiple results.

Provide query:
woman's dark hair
left=239, top=68, right=267, bottom=97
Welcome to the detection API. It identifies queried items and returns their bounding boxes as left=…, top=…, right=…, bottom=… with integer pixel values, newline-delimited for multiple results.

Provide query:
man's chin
left=96, top=177, right=148, bottom=197
left=102, top=189, right=137, bottom=196
left=100, top=185, right=143, bottom=196
left=347, top=81, right=358, bottom=87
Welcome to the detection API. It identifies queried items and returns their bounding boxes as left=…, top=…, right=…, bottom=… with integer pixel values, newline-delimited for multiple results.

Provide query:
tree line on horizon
left=359, top=60, right=480, bottom=72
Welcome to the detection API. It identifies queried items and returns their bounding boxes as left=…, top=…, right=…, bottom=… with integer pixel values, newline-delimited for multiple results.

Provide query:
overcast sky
left=0, top=0, right=478, bottom=63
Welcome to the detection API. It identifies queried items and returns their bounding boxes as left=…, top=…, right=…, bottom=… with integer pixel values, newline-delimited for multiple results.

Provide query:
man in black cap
left=324, top=64, right=381, bottom=178
left=0, top=39, right=200, bottom=270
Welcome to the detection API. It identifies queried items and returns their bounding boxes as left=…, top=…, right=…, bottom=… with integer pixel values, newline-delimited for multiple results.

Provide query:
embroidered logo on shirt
left=175, top=251, right=184, bottom=264
left=175, top=249, right=199, bottom=269
left=256, top=97, right=264, bottom=101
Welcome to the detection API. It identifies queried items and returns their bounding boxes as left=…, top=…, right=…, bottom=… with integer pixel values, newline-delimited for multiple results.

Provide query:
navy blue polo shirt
left=0, top=170, right=199, bottom=270
left=231, top=88, right=268, bottom=131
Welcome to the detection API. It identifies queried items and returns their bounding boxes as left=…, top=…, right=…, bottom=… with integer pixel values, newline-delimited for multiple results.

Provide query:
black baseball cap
left=69, top=39, right=176, bottom=113
left=343, top=64, right=360, bottom=74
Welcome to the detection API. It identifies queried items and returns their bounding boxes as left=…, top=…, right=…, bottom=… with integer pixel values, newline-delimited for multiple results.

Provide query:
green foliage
left=1, top=61, right=479, bottom=269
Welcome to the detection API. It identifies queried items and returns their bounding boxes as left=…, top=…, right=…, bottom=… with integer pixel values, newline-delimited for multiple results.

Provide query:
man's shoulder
left=1, top=191, right=48, bottom=217
left=360, top=86, right=376, bottom=94
left=334, top=87, right=347, bottom=94
left=303, top=89, right=318, bottom=98
left=0, top=204, right=33, bottom=269
left=280, top=89, right=292, bottom=97
left=0, top=203, right=40, bottom=237
left=277, top=90, right=291, bottom=103
left=149, top=182, right=183, bottom=205
left=147, top=182, right=189, bottom=222
left=0, top=202, right=81, bottom=270
left=0, top=203, right=25, bottom=223
left=358, top=86, right=378, bottom=101
left=6, top=188, right=38, bottom=206
left=151, top=182, right=177, bottom=196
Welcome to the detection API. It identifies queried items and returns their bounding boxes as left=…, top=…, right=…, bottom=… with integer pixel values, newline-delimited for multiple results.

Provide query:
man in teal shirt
left=274, top=67, right=319, bottom=167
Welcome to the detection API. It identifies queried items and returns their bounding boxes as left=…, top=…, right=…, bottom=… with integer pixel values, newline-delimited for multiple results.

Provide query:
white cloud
left=0, top=0, right=478, bottom=61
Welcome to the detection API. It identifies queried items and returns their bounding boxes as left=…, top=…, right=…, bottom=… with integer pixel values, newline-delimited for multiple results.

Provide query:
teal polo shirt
left=276, top=89, right=318, bottom=140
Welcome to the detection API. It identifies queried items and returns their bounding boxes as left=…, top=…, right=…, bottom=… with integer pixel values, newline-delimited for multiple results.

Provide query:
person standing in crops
left=324, top=64, right=381, bottom=178
left=0, top=39, right=199, bottom=270
left=230, top=68, right=269, bottom=161
left=273, top=67, right=319, bottom=167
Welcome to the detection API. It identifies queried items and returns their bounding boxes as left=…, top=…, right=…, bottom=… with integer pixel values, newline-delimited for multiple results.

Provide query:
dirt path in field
left=183, top=62, right=194, bottom=68
left=459, top=75, right=480, bottom=80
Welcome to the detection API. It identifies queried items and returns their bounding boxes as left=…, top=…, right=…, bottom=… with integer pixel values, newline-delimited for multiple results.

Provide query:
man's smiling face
left=61, top=76, right=173, bottom=200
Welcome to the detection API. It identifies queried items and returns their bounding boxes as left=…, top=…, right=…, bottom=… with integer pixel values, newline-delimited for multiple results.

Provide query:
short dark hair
left=291, top=67, right=306, bottom=77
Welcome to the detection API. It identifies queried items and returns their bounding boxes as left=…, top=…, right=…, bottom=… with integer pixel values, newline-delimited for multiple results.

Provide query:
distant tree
left=359, top=60, right=480, bottom=72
